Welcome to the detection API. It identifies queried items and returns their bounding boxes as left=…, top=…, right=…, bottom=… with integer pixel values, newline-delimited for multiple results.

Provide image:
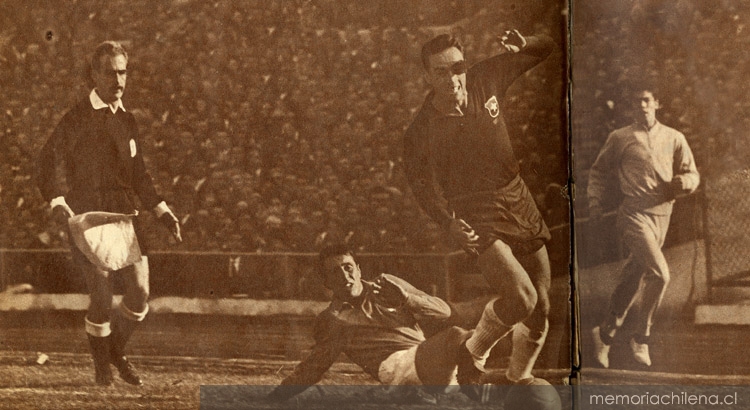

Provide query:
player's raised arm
left=499, top=29, right=554, bottom=58
left=466, top=29, right=554, bottom=103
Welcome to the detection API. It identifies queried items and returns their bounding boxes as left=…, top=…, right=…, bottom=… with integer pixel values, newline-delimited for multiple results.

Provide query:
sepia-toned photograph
left=573, top=0, right=750, bottom=392
left=0, top=1, right=571, bottom=409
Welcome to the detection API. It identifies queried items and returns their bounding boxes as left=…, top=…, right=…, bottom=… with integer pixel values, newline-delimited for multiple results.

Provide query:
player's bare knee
left=518, top=284, right=538, bottom=318
left=123, top=284, right=150, bottom=310
left=496, top=285, right=537, bottom=324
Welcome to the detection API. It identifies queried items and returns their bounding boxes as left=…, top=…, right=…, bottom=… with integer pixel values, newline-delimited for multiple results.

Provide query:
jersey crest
left=484, top=95, right=500, bottom=118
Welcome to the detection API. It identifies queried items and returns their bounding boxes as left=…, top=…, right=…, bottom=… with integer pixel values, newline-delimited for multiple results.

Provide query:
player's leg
left=415, top=326, right=472, bottom=385
left=507, top=245, right=551, bottom=382
left=77, top=249, right=115, bottom=386
left=596, top=254, right=643, bottom=345
left=458, top=239, right=537, bottom=383
left=596, top=211, right=667, bottom=366
left=416, top=327, right=501, bottom=403
left=628, top=213, right=671, bottom=366
left=376, top=341, right=444, bottom=406
left=591, top=254, right=643, bottom=368
left=478, top=240, right=538, bottom=325
left=110, top=256, right=150, bottom=385
left=592, top=209, right=649, bottom=366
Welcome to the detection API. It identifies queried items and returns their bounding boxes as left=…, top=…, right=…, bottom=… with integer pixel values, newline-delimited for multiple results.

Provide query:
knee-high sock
left=85, top=317, right=113, bottom=382
left=506, top=319, right=549, bottom=382
left=111, top=302, right=148, bottom=359
left=465, top=299, right=515, bottom=369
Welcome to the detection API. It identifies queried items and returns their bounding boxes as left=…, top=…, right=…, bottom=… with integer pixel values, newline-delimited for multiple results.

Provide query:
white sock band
left=85, top=317, right=111, bottom=337
left=465, top=299, right=514, bottom=367
left=118, top=302, right=149, bottom=322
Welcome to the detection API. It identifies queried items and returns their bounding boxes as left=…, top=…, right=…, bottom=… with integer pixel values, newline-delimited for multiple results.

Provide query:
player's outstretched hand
left=372, top=275, right=408, bottom=308
left=499, top=29, right=527, bottom=53
left=448, top=218, right=480, bottom=257
left=159, top=212, right=182, bottom=242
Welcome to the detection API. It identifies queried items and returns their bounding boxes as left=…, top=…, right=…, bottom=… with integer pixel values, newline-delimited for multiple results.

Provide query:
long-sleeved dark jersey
left=403, top=36, right=554, bottom=229
left=36, top=96, right=162, bottom=215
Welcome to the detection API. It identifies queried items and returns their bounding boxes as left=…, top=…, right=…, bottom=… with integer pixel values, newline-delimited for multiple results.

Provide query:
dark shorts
left=449, top=175, right=550, bottom=256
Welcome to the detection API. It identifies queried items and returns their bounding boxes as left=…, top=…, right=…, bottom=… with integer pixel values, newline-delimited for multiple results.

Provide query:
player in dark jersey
left=403, top=30, right=555, bottom=385
left=36, top=41, right=181, bottom=386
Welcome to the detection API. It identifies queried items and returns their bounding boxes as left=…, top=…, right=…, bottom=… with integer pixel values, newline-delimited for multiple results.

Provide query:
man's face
left=633, top=90, right=659, bottom=123
left=92, top=53, right=127, bottom=103
left=425, top=47, right=467, bottom=103
left=321, top=254, right=363, bottom=300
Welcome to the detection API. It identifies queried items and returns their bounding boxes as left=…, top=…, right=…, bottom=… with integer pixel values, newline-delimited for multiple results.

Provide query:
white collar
left=89, top=89, right=126, bottom=114
left=634, top=119, right=660, bottom=132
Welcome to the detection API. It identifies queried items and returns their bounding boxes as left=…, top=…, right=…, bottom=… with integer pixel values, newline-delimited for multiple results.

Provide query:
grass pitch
left=0, top=351, right=575, bottom=410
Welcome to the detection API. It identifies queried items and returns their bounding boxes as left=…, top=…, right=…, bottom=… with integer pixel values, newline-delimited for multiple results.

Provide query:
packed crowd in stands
left=0, top=0, right=568, bottom=254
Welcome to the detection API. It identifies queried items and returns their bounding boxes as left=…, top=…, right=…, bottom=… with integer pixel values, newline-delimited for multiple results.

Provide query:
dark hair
left=91, top=41, right=128, bottom=73
left=626, top=81, right=661, bottom=101
left=317, top=244, right=357, bottom=276
left=421, top=34, right=464, bottom=70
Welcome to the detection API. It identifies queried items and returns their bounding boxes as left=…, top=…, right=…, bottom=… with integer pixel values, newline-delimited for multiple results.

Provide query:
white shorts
left=377, top=345, right=421, bottom=385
